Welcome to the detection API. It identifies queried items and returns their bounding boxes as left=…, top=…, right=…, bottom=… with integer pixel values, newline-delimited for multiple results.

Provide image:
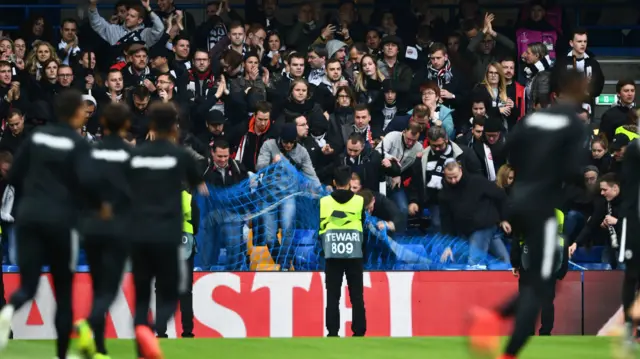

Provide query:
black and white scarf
left=426, top=59, right=453, bottom=88
left=382, top=102, right=397, bottom=131
left=425, top=144, right=453, bottom=189
left=616, top=99, right=635, bottom=109
left=307, top=66, right=325, bottom=86
left=208, top=23, right=228, bottom=50
left=524, top=55, right=553, bottom=79
left=565, top=51, right=591, bottom=77
left=607, top=201, right=619, bottom=248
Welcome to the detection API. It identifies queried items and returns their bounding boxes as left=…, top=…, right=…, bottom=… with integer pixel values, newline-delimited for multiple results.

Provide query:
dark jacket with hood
left=439, top=172, right=508, bottom=237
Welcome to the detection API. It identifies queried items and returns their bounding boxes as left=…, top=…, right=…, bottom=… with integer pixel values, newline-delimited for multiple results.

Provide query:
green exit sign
left=596, top=94, right=618, bottom=106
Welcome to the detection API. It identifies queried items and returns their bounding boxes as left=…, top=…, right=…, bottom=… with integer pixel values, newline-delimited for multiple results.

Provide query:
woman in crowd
left=419, top=81, right=455, bottom=139
left=474, top=62, right=513, bottom=124
left=26, top=41, right=60, bottom=81
left=277, top=79, right=325, bottom=126
left=262, top=31, right=285, bottom=74
left=589, top=135, right=613, bottom=175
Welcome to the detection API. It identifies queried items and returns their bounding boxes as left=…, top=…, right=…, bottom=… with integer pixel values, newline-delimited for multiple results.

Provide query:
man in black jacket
left=620, top=137, right=640, bottom=345
left=569, top=173, right=623, bottom=267
left=438, top=159, right=511, bottom=265
left=0, top=90, right=97, bottom=358
left=296, top=115, right=335, bottom=185
left=336, top=133, right=400, bottom=192
left=599, top=78, right=636, bottom=143
left=127, top=102, right=207, bottom=359
left=74, top=103, right=134, bottom=358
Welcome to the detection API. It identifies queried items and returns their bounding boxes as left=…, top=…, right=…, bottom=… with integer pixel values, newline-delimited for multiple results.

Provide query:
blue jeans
left=202, top=215, right=244, bottom=270
left=428, top=205, right=442, bottom=234
left=468, top=226, right=510, bottom=265
left=564, top=210, right=585, bottom=244
left=388, top=188, right=408, bottom=234
left=263, top=196, right=296, bottom=269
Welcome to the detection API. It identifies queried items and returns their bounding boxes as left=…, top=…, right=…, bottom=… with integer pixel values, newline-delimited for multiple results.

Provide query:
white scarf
left=58, top=40, right=81, bottom=65
left=483, top=144, right=496, bottom=181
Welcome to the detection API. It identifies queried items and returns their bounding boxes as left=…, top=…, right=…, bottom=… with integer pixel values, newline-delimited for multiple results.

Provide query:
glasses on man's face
left=58, top=73, right=73, bottom=78
left=422, top=91, right=436, bottom=97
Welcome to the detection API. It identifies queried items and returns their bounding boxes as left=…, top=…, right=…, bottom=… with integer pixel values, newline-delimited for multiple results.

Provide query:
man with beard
left=500, top=57, right=525, bottom=129
left=197, top=110, right=226, bottom=148
left=439, top=159, right=511, bottom=266
left=468, top=116, right=506, bottom=181
left=296, top=115, right=335, bottom=185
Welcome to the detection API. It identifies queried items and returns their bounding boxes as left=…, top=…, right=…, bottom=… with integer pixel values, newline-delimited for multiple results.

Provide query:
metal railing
left=1, top=2, right=640, bottom=31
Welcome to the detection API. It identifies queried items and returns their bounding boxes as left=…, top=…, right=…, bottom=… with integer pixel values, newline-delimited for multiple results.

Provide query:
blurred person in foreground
left=74, top=103, right=135, bottom=359
left=620, top=123, right=640, bottom=351
left=0, top=90, right=97, bottom=359
left=126, top=102, right=208, bottom=359
left=467, top=69, right=588, bottom=359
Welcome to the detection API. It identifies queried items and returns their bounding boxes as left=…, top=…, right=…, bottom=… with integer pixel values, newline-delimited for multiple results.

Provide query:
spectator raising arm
left=88, top=0, right=165, bottom=48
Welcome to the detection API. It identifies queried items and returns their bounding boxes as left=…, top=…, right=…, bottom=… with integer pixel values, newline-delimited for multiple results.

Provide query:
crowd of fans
left=0, top=0, right=634, bottom=270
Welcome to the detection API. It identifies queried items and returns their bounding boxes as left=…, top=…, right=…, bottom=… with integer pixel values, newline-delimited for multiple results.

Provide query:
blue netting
left=193, top=161, right=510, bottom=271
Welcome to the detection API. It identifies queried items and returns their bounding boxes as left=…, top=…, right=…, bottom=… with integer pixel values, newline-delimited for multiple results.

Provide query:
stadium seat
left=487, top=262, right=512, bottom=270
left=441, top=264, right=474, bottom=270
left=392, top=263, right=431, bottom=270
left=571, top=246, right=605, bottom=263
left=579, top=263, right=612, bottom=270
left=77, top=265, right=90, bottom=273
left=209, top=265, right=226, bottom=271
left=292, top=229, right=316, bottom=246
left=42, top=266, right=50, bottom=272
left=193, top=267, right=205, bottom=272
left=397, top=244, right=427, bottom=263
left=218, top=251, right=227, bottom=266
left=255, top=263, right=281, bottom=271
left=2, top=265, right=18, bottom=272
left=249, top=246, right=275, bottom=270
left=293, top=246, right=318, bottom=270
left=77, top=250, right=87, bottom=266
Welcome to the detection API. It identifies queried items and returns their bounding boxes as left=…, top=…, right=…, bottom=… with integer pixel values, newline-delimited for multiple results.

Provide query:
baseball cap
left=610, top=133, right=631, bottom=151
left=206, top=110, right=226, bottom=125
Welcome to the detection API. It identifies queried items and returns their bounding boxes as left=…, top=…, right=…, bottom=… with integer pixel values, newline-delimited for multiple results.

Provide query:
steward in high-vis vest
left=511, top=208, right=569, bottom=336
left=320, top=166, right=367, bottom=337
left=156, top=189, right=200, bottom=339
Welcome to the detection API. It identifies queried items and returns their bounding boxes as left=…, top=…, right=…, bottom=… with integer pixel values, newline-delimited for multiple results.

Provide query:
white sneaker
left=0, top=304, right=15, bottom=351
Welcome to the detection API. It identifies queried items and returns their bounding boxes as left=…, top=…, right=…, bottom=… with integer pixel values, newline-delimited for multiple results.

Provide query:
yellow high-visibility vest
left=182, top=190, right=193, bottom=234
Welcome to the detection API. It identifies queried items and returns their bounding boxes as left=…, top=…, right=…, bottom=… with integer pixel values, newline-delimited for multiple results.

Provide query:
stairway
left=593, top=57, right=640, bottom=122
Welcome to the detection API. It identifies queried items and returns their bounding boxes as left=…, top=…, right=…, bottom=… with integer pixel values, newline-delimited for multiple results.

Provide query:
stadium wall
left=3, top=271, right=622, bottom=338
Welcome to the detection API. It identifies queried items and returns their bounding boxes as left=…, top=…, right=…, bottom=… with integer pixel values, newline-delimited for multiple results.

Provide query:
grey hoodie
left=256, top=139, right=320, bottom=186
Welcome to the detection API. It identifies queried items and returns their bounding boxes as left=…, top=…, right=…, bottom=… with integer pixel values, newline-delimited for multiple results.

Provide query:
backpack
left=516, top=29, right=558, bottom=60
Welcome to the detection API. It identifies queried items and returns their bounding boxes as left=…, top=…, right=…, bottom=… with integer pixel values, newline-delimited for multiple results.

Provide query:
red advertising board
left=1, top=271, right=622, bottom=339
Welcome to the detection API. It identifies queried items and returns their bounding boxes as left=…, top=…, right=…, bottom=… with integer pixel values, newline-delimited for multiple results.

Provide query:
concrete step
left=593, top=80, right=640, bottom=123
left=598, top=58, right=640, bottom=83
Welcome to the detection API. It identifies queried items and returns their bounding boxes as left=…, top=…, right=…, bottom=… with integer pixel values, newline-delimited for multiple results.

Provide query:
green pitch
left=0, top=336, right=625, bottom=359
